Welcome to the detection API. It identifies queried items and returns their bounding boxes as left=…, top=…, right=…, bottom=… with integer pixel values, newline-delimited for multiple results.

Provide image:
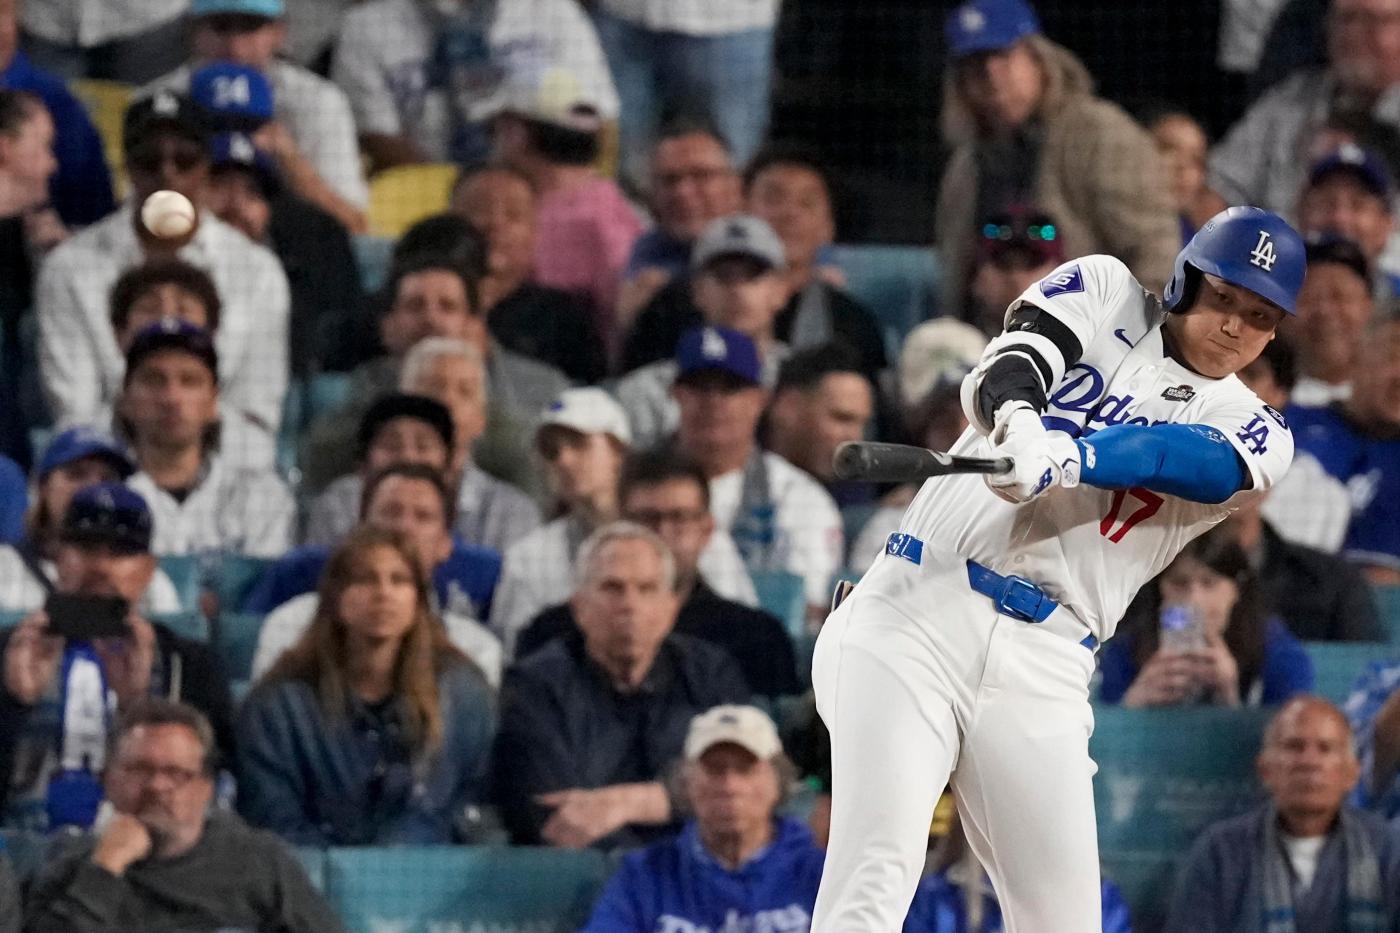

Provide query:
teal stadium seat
left=1374, top=586, right=1400, bottom=645
left=1303, top=641, right=1398, bottom=704
left=150, top=611, right=209, bottom=643
left=830, top=244, right=941, bottom=357
left=305, top=372, right=353, bottom=425
left=1091, top=705, right=1271, bottom=929
left=352, top=235, right=394, bottom=294
left=296, top=847, right=325, bottom=892
left=215, top=555, right=276, bottom=615
left=322, top=846, right=610, bottom=933
left=156, top=554, right=201, bottom=613
left=0, top=609, right=25, bottom=629
left=750, top=570, right=807, bottom=638
left=215, top=612, right=265, bottom=681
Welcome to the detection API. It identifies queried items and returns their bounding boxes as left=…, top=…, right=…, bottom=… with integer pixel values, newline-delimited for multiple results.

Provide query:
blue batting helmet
left=1163, top=206, right=1305, bottom=316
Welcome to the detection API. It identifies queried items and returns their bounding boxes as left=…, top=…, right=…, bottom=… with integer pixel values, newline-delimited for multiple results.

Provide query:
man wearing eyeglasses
left=24, top=699, right=343, bottom=933
left=34, top=89, right=290, bottom=464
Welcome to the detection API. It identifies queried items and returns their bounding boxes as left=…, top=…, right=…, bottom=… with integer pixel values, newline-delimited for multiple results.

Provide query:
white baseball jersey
left=898, top=255, right=1293, bottom=643
left=127, top=454, right=296, bottom=559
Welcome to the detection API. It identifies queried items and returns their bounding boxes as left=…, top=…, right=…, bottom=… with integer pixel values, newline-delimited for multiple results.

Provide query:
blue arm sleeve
left=1075, top=423, right=1247, bottom=504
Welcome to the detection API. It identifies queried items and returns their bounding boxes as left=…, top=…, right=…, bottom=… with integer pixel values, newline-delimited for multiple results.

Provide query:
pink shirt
left=532, top=175, right=643, bottom=344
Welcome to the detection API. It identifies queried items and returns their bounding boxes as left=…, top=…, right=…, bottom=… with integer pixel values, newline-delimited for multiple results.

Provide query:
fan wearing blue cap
left=935, top=0, right=1178, bottom=318
left=138, top=0, right=369, bottom=232
left=116, top=320, right=296, bottom=560
left=1297, top=143, right=1400, bottom=302
left=809, top=207, right=1307, bottom=933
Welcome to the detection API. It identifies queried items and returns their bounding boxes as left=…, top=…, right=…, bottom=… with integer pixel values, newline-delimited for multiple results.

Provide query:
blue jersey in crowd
left=580, top=817, right=828, bottom=933
left=242, top=536, right=502, bottom=620
left=0, top=455, right=24, bottom=546
left=906, top=872, right=1133, bottom=933
left=0, top=52, right=115, bottom=226
left=1288, top=404, right=1400, bottom=574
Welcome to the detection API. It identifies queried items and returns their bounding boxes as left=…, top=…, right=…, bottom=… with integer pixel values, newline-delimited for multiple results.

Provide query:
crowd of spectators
left=1, top=0, right=1400, bottom=930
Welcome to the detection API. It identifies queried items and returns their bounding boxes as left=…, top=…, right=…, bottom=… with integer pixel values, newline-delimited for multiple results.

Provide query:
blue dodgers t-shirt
left=242, top=537, right=502, bottom=619
left=0, top=455, right=25, bottom=546
left=1288, top=403, right=1400, bottom=572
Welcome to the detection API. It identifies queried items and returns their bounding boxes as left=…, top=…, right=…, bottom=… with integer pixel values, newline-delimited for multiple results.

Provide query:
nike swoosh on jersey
left=1113, top=328, right=1134, bottom=347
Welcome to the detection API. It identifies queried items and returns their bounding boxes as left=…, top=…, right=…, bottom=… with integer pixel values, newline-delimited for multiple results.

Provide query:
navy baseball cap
left=124, top=319, right=219, bottom=382
left=123, top=90, right=211, bottom=153
left=946, top=0, right=1041, bottom=59
left=675, top=326, right=762, bottom=386
left=210, top=132, right=280, bottom=195
left=191, top=63, right=275, bottom=133
left=38, top=428, right=135, bottom=481
left=191, top=0, right=284, bottom=16
left=59, top=483, right=153, bottom=554
left=1307, top=143, right=1393, bottom=199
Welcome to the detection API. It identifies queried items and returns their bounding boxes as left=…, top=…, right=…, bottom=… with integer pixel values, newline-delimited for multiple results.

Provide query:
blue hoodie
left=581, top=818, right=826, bottom=933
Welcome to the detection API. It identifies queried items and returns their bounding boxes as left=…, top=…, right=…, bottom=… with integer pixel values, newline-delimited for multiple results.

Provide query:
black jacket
left=1259, top=523, right=1383, bottom=642
left=517, top=579, right=800, bottom=698
left=489, top=282, right=606, bottom=384
left=492, top=631, right=749, bottom=848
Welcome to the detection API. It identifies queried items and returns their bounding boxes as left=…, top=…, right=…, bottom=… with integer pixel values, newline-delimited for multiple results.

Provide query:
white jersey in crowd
left=0, top=546, right=182, bottom=616
left=144, top=60, right=369, bottom=209
left=333, top=0, right=619, bottom=163
left=709, top=451, right=844, bottom=609
left=251, top=592, right=503, bottom=688
left=127, top=454, right=296, bottom=559
left=21, top=0, right=186, bottom=47
left=489, top=515, right=760, bottom=658
left=898, top=255, right=1293, bottom=644
left=35, top=206, right=291, bottom=441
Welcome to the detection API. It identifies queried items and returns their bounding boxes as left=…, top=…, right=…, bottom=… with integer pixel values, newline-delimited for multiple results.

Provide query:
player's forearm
left=1074, top=423, right=1245, bottom=504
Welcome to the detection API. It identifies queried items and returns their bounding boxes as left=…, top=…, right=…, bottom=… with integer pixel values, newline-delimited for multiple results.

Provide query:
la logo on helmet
left=1249, top=230, right=1277, bottom=272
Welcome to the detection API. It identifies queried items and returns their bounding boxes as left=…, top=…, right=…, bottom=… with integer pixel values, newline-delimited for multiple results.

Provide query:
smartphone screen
left=44, top=593, right=131, bottom=641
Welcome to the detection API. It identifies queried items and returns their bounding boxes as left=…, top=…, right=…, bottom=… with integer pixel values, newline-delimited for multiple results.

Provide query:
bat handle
left=990, top=457, right=1014, bottom=474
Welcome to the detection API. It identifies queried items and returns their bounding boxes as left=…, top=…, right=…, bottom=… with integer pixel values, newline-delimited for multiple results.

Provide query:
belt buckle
left=995, top=575, right=1045, bottom=623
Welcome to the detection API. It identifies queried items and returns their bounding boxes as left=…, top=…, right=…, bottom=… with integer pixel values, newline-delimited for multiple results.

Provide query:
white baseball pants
left=809, top=542, right=1102, bottom=933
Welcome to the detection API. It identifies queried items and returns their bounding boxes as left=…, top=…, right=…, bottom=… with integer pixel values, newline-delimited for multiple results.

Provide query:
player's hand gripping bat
left=832, top=441, right=1013, bottom=483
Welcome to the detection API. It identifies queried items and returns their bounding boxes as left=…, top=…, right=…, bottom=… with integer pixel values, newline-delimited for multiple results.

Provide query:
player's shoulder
left=1026, top=254, right=1147, bottom=310
left=1212, top=376, right=1293, bottom=433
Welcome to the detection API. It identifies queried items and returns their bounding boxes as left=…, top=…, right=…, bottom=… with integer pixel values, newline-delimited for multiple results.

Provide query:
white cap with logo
left=684, top=705, right=783, bottom=761
left=539, top=387, right=632, bottom=445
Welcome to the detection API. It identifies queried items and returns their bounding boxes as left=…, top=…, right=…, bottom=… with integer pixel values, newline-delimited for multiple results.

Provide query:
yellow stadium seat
left=366, top=163, right=458, bottom=238
left=70, top=79, right=133, bottom=199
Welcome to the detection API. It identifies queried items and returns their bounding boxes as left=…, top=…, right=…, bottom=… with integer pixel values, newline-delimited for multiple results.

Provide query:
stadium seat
left=1303, top=641, right=1398, bottom=704
left=156, top=554, right=201, bottom=613
left=150, top=611, right=209, bottom=643
left=215, top=555, right=276, bottom=615
left=750, top=570, right=807, bottom=638
left=0, top=609, right=26, bottom=629
left=1091, top=705, right=1271, bottom=928
left=829, top=244, right=941, bottom=357
left=322, top=846, right=610, bottom=933
left=366, top=164, right=458, bottom=238
left=305, top=372, right=353, bottom=425
left=70, top=79, right=133, bottom=198
left=215, top=612, right=265, bottom=681
left=351, top=235, right=394, bottom=294
left=1374, top=586, right=1400, bottom=645
left=296, top=847, right=326, bottom=893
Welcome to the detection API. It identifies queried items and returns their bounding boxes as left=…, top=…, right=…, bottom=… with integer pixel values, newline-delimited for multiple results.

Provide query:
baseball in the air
left=140, top=190, right=197, bottom=239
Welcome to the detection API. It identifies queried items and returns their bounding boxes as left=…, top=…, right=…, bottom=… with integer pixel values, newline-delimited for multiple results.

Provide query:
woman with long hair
left=236, top=527, right=495, bottom=845
left=1100, top=526, right=1314, bottom=707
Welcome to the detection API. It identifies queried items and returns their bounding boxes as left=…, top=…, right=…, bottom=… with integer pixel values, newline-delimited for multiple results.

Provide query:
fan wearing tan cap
left=579, top=704, right=832, bottom=932
left=489, top=388, right=632, bottom=656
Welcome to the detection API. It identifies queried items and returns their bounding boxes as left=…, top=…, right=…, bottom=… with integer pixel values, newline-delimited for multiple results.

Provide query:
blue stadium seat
left=1091, top=705, right=1271, bottom=928
left=1303, top=641, right=1398, bottom=704
left=215, top=612, right=265, bottom=681
left=305, top=372, right=353, bottom=426
left=750, top=570, right=807, bottom=638
left=829, top=244, right=941, bottom=357
left=0, top=829, right=53, bottom=881
left=156, top=554, right=201, bottom=613
left=322, top=846, right=610, bottom=933
left=215, top=555, right=276, bottom=616
left=150, top=611, right=209, bottom=643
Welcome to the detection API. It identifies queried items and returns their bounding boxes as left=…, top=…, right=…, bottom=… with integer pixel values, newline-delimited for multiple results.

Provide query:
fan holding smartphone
left=0, top=483, right=234, bottom=833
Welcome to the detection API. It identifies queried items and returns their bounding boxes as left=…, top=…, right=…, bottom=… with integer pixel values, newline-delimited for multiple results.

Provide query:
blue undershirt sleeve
left=1074, top=423, right=1247, bottom=504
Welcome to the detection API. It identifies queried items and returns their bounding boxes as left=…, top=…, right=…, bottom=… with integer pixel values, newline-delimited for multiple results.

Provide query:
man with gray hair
left=305, top=338, right=540, bottom=553
left=1166, top=696, right=1400, bottom=932
left=492, top=521, right=750, bottom=850
left=25, top=699, right=342, bottom=933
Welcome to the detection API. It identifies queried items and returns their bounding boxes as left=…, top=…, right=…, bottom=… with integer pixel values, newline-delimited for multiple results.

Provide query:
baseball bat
left=832, top=442, right=1013, bottom=483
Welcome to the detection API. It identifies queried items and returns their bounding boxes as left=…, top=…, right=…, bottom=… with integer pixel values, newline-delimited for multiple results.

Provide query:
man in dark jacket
left=493, top=521, right=750, bottom=849
left=516, top=448, right=797, bottom=697
left=0, top=484, right=234, bottom=831
left=24, top=699, right=341, bottom=933
left=1165, top=697, right=1400, bottom=932
left=581, top=704, right=826, bottom=932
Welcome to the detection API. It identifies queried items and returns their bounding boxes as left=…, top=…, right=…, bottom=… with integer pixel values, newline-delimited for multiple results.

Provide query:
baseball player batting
left=810, top=206, right=1305, bottom=932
